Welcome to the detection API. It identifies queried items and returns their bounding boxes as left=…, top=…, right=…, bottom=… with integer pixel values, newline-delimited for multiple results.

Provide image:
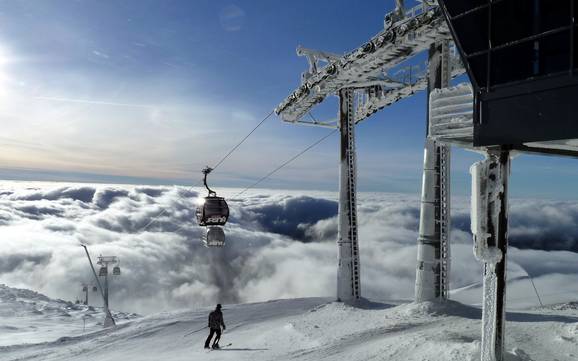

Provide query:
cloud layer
left=0, top=181, right=577, bottom=314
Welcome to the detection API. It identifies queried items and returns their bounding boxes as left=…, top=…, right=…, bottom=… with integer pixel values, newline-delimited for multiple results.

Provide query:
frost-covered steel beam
left=275, top=2, right=451, bottom=125
left=470, top=150, right=510, bottom=361
left=428, top=85, right=578, bottom=158
left=337, top=88, right=361, bottom=303
left=428, top=83, right=474, bottom=144
left=353, top=50, right=464, bottom=124
left=415, top=40, right=451, bottom=302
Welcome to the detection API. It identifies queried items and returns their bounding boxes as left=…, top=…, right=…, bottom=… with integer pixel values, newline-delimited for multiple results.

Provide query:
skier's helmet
left=216, top=304, right=222, bottom=310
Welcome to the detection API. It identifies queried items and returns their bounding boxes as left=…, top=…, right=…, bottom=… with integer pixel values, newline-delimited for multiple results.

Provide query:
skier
left=204, top=304, right=226, bottom=349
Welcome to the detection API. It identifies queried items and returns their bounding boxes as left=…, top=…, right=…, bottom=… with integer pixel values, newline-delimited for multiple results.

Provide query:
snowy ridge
left=1, top=285, right=577, bottom=361
left=0, top=284, right=138, bottom=347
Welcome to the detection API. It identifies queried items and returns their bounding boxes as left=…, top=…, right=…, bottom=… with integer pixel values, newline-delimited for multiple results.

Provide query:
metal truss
left=275, top=1, right=465, bottom=127
left=337, top=88, right=361, bottom=302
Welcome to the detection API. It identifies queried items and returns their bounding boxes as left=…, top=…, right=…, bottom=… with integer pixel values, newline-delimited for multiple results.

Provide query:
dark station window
left=443, top=0, right=487, bottom=18
left=575, top=0, right=578, bottom=69
left=491, top=1, right=571, bottom=47
left=490, top=32, right=569, bottom=86
left=538, top=31, right=571, bottom=76
left=453, top=7, right=488, bottom=55
left=491, top=1, right=534, bottom=47
left=491, top=41, right=534, bottom=86
left=574, top=25, right=578, bottom=69
left=540, top=0, right=571, bottom=33
left=469, top=54, right=488, bottom=88
left=443, top=0, right=577, bottom=86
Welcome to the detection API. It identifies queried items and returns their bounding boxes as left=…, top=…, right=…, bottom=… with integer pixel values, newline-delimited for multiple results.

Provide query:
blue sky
left=0, top=0, right=576, bottom=199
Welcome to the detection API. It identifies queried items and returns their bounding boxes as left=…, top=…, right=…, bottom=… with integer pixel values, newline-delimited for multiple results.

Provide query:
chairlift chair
left=92, top=286, right=98, bottom=292
left=82, top=286, right=88, bottom=292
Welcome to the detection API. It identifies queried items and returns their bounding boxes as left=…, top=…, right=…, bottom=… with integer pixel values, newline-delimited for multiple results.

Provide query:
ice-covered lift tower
left=430, top=1, right=578, bottom=361
left=278, top=0, right=577, bottom=360
left=276, top=0, right=466, bottom=304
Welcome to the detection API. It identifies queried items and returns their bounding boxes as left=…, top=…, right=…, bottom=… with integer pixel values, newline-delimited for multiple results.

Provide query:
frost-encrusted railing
left=428, top=83, right=473, bottom=144
left=470, top=154, right=508, bottom=361
left=470, top=158, right=504, bottom=265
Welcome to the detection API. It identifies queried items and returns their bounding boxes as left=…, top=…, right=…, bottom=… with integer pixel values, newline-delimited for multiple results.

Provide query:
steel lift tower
left=429, top=2, right=578, bottom=359
left=414, top=39, right=452, bottom=302
left=80, top=283, right=95, bottom=305
left=80, top=245, right=121, bottom=328
left=278, top=0, right=577, bottom=360
left=276, top=0, right=463, bottom=303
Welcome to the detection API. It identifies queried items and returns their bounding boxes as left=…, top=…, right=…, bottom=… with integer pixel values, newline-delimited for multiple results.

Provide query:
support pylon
left=471, top=149, right=510, bottom=361
left=336, top=88, right=361, bottom=303
left=415, top=40, right=451, bottom=302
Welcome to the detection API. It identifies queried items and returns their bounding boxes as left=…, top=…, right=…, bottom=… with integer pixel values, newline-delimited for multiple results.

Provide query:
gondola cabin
left=98, top=266, right=107, bottom=276
left=196, top=196, right=229, bottom=226
left=196, top=166, right=230, bottom=247
left=112, top=266, right=121, bottom=276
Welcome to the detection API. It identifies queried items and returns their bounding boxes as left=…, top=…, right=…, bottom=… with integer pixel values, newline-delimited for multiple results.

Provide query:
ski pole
left=183, top=326, right=207, bottom=337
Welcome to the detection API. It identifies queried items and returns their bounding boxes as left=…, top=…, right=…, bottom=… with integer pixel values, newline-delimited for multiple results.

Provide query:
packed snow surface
left=0, top=284, right=138, bottom=347
left=1, top=285, right=577, bottom=361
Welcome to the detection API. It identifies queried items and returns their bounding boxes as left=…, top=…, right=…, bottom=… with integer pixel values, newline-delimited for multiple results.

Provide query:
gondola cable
left=138, top=109, right=334, bottom=241
left=169, top=127, right=338, bottom=237
left=233, top=129, right=337, bottom=198
left=211, top=110, right=275, bottom=171
left=138, top=109, right=275, bottom=233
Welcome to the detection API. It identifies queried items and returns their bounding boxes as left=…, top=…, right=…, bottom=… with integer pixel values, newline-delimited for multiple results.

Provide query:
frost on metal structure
left=428, top=83, right=474, bottom=144
left=470, top=152, right=510, bottom=361
left=275, top=1, right=466, bottom=304
left=96, top=255, right=121, bottom=328
left=337, top=88, right=360, bottom=303
left=81, top=245, right=119, bottom=328
left=275, top=1, right=455, bottom=126
left=431, top=82, right=512, bottom=360
left=354, top=44, right=463, bottom=124
left=414, top=39, right=452, bottom=302
left=296, top=46, right=341, bottom=84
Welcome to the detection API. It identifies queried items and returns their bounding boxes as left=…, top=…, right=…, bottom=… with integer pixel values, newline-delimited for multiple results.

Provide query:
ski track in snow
left=1, top=285, right=577, bottom=361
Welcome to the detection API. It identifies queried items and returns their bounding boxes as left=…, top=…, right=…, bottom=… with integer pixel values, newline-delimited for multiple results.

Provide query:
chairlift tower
left=97, top=255, right=121, bottom=327
left=278, top=0, right=577, bottom=360
left=80, top=283, right=97, bottom=305
left=429, top=1, right=578, bottom=359
left=80, top=244, right=121, bottom=328
left=415, top=39, right=452, bottom=302
left=276, top=0, right=459, bottom=304
left=337, top=88, right=361, bottom=302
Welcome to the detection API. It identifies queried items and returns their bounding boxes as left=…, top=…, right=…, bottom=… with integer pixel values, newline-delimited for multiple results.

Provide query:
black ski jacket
left=208, top=310, right=225, bottom=330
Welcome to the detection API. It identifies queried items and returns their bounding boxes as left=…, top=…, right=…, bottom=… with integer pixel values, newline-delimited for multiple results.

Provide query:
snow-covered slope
left=0, top=284, right=137, bottom=347
left=1, top=285, right=577, bottom=361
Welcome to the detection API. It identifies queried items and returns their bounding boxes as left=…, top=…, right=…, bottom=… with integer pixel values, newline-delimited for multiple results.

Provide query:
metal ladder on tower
left=438, top=39, right=451, bottom=300
left=345, top=89, right=361, bottom=299
left=438, top=143, right=451, bottom=299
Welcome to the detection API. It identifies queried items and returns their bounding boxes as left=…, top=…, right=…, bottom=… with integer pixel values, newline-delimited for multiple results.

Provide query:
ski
left=209, top=343, right=232, bottom=351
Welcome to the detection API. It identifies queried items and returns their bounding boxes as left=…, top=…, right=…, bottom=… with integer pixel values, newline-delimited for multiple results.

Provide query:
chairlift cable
left=171, top=127, right=337, bottom=236
left=233, top=128, right=337, bottom=198
left=138, top=109, right=275, bottom=233
left=211, top=110, right=275, bottom=171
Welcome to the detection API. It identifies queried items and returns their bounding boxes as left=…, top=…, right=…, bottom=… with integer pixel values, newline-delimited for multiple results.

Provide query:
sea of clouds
left=0, top=181, right=577, bottom=314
